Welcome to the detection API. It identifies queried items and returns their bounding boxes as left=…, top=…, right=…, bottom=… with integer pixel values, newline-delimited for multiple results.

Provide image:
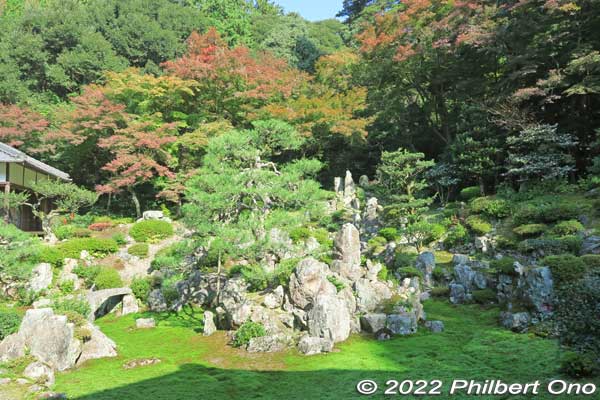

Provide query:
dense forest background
left=1, top=0, right=600, bottom=215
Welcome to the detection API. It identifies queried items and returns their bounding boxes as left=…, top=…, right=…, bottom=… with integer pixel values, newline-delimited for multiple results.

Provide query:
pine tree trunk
left=129, top=188, right=141, bottom=219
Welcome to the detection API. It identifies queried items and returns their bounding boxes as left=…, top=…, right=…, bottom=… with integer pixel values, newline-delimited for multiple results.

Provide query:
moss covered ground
left=51, top=300, right=576, bottom=400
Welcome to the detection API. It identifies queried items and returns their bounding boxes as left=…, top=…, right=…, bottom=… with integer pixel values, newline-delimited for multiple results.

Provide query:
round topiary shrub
left=57, top=238, right=119, bottom=259
left=232, top=321, right=266, bottom=348
left=0, top=310, right=22, bottom=340
left=93, top=267, right=124, bottom=289
left=560, top=351, right=598, bottom=378
left=512, top=223, right=548, bottom=238
left=378, top=227, right=399, bottom=242
left=472, top=288, right=497, bottom=304
left=551, top=219, right=584, bottom=236
left=460, top=186, right=481, bottom=201
left=131, top=276, right=152, bottom=302
left=465, top=216, right=492, bottom=235
left=470, top=197, right=512, bottom=219
left=130, top=220, right=174, bottom=243
left=128, top=243, right=149, bottom=258
left=444, top=223, right=469, bottom=247
left=543, top=254, right=586, bottom=286
left=490, top=257, right=518, bottom=276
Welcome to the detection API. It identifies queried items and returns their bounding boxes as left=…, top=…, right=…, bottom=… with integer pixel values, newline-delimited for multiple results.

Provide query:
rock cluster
left=0, top=308, right=117, bottom=388
left=173, top=218, right=425, bottom=355
left=448, top=255, right=488, bottom=304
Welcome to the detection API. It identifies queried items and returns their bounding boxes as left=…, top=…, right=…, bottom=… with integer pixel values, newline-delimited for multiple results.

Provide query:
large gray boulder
left=308, top=294, right=351, bottom=343
left=136, top=318, right=156, bottom=329
left=500, top=311, right=530, bottom=333
left=424, top=320, right=445, bottom=333
left=29, top=263, right=53, bottom=292
left=76, top=324, right=117, bottom=366
left=246, top=334, right=292, bottom=353
left=415, top=252, right=436, bottom=288
left=147, top=289, right=168, bottom=312
left=121, top=294, right=139, bottom=316
left=263, top=285, right=284, bottom=309
left=19, top=309, right=82, bottom=371
left=331, top=223, right=364, bottom=281
left=297, top=336, right=334, bottom=355
left=523, top=267, right=553, bottom=315
left=386, top=313, right=417, bottom=335
left=0, top=333, right=25, bottom=362
left=354, top=279, right=392, bottom=312
left=23, top=362, right=55, bottom=386
left=289, top=258, right=336, bottom=309
left=360, top=313, right=387, bottom=333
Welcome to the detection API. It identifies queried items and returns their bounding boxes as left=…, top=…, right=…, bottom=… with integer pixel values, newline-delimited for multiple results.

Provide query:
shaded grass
left=50, top=300, right=572, bottom=399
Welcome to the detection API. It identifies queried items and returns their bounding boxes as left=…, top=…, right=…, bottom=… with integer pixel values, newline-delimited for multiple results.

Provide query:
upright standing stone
left=332, top=223, right=363, bottom=281
left=203, top=311, right=217, bottom=336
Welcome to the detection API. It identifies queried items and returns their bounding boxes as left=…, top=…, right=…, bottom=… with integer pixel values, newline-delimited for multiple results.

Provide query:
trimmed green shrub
left=581, top=254, right=600, bottom=272
left=558, top=235, right=583, bottom=254
left=232, top=321, right=266, bottom=348
left=394, top=252, right=417, bottom=269
left=151, top=241, right=193, bottom=273
left=289, top=227, right=311, bottom=243
left=111, top=233, right=127, bottom=246
left=444, top=223, right=469, bottom=247
left=430, top=286, right=450, bottom=298
left=128, top=243, right=149, bottom=258
left=513, top=224, right=547, bottom=238
left=472, top=289, right=496, bottom=304
left=93, top=268, right=123, bottom=290
left=130, top=220, right=173, bottom=243
left=518, top=236, right=582, bottom=255
left=58, top=238, right=118, bottom=258
left=59, top=279, right=75, bottom=294
left=161, top=275, right=182, bottom=305
left=551, top=219, right=584, bottom=236
left=555, top=276, right=600, bottom=367
left=37, top=246, right=64, bottom=267
left=0, top=310, right=22, bottom=340
left=560, top=351, right=598, bottom=378
left=490, top=257, right=518, bottom=276
left=54, top=224, right=92, bottom=240
left=465, top=216, right=492, bottom=235
left=378, top=227, right=399, bottom=242
left=495, top=235, right=518, bottom=250
left=73, top=265, right=101, bottom=288
left=429, top=223, right=446, bottom=242
left=52, top=298, right=91, bottom=318
left=367, top=235, right=388, bottom=251
left=397, top=266, right=423, bottom=279
left=543, top=254, right=586, bottom=285
left=131, top=277, right=152, bottom=302
left=460, top=186, right=481, bottom=200
left=470, top=197, right=512, bottom=219
left=514, top=200, right=591, bottom=225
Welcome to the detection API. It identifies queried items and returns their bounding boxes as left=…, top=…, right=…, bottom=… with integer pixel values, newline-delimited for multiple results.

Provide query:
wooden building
left=0, top=142, right=71, bottom=232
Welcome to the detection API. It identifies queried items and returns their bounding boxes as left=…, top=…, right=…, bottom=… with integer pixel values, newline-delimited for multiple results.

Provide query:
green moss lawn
left=51, top=300, right=570, bottom=400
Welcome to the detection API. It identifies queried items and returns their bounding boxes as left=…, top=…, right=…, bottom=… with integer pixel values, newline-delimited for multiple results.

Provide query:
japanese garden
left=0, top=0, right=600, bottom=399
